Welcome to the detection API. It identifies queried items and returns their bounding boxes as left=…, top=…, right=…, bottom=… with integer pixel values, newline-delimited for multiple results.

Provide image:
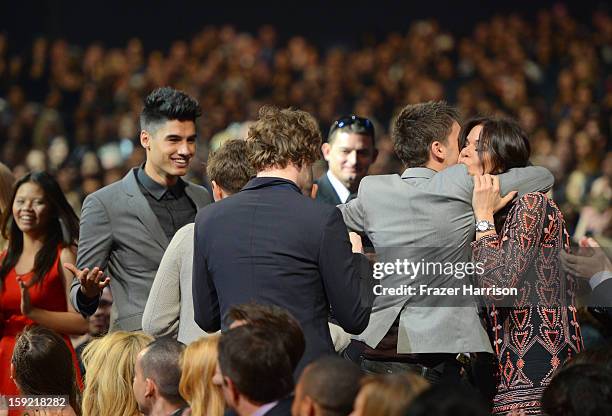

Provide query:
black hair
left=226, top=302, right=305, bottom=371
left=459, top=116, right=531, bottom=174
left=218, top=325, right=294, bottom=404
left=0, top=171, right=79, bottom=288
left=299, top=356, right=363, bottom=416
left=405, top=383, right=489, bottom=416
left=542, top=364, right=612, bottom=416
left=140, top=337, right=186, bottom=403
left=140, top=87, right=202, bottom=132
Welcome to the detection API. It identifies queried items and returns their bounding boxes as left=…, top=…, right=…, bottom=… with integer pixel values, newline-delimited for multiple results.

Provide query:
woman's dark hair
left=459, top=117, right=531, bottom=174
left=12, top=326, right=81, bottom=415
left=0, top=171, right=79, bottom=288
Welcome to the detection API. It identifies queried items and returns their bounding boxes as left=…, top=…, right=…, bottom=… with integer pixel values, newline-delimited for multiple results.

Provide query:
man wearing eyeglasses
left=316, top=116, right=378, bottom=204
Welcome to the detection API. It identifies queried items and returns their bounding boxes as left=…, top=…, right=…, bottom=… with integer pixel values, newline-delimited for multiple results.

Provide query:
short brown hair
left=358, top=373, right=429, bottom=416
left=206, top=139, right=255, bottom=194
left=247, top=106, right=322, bottom=172
left=392, top=101, right=459, bottom=168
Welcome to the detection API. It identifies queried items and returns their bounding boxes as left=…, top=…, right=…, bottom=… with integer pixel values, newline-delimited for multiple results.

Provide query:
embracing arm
left=22, top=247, right=89, bottom=335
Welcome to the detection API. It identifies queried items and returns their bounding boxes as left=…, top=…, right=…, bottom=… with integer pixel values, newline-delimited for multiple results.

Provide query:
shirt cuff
left=590, top=271, right=612, bottom=290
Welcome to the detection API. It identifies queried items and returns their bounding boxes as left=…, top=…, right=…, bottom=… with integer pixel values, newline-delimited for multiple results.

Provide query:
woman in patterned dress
left=459, top=117, right=583, bottom=415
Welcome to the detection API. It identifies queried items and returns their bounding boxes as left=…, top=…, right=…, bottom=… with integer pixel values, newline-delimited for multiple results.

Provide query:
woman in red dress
left=0, top=171, right=88, bottom=399
left=459, top=118, right=583, bottom=415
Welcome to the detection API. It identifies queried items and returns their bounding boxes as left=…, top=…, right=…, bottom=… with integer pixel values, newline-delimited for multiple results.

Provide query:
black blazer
left=193, top=177, right=371, bottom=373
left=315, top=172, right=342, bottom=205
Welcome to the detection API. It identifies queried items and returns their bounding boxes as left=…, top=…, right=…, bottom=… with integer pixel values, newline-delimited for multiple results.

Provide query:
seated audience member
left=541, top=364, right=612, bottom=416
left=81, top=331, right=153, bottom=416
left=226, top=303, right=306, bottom=372
left=405, top=384, right=489, bottom=416
left=566, top=345, right=612, bottom=370
left=0, top=162, right=15, bottom=251
left=215, top=325, right=295, bottom=416
left=11, top=326, right=80, bottom=416
left=179, top=335, right=224, bottom=416
left=74, top=286, right=113, bottom=376
left=193, top=106, right=372, bottom=375
left=350, top=374, right=428, bottom=416
left=133, top=338, right=189, bottom=416
left=143, top=139, right=254, bottom=343
left=292, top=356, right=363, bottom=416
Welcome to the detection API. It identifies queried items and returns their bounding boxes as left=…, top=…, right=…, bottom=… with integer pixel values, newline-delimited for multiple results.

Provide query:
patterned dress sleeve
left=471, top=193, right=550, bottom=305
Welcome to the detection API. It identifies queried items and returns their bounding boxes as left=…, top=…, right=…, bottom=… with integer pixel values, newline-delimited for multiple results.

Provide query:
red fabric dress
left=0, top=246, right=82, bottom=401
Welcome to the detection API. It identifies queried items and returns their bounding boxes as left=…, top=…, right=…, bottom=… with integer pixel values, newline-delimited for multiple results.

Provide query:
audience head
left=215, top=325, right=294, bottom=414
left=293, top=356, right=363, bottom=416
left=226, top=302, right=305, bottom=371
left=323, top=115, right=377, bottom=193
left=247, top=105, right=321, bottom=175
left=351, top=373, right=428, bottom=416
left=206, top=139, right=255, bottom=200
left=459, top=116, right=531, bottom=175
left=11, top=326, right=80, bottom=414
left=542, top=364, right=612, bottom=416
left=179, top=335, right=224, bottom=416
left=392, top=101, right=460, bottom=170
left=89, top=286, right=112, bottom=337
left=82, top=331, right=153, bottom=416
left=296, top=164, right=318, bottom=199
left=0, top=162, right=14, bottom=215
left=405, top=383, right=488, bottom=416
left=133, top=337, right=186, bottom=415
left=566, top=346, right=612, bottom=371
left=139, top=87, right=202, bottom=183
left=0, top=171, right=80, bottom=286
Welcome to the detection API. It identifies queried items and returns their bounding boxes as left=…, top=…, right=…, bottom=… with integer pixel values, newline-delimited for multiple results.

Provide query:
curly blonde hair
left=179, top=335, right=224, bottom=416
left=357, top=373, right=429, bottom=416
left=81, top=331, right=153, bottom=416
left=247, top=106, right=322, bottom=172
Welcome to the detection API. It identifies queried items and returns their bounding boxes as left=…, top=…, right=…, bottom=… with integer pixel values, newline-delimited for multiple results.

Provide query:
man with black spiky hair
left=67, top=87, right=212, bottom=330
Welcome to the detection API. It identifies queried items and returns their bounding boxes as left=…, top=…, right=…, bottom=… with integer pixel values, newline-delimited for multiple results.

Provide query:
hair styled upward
left=247, top=106, right=322, bottom=172
left=140, top=87, right=202, bottom=132
left=12, top=326, right=80, bottom=415
left=392, top=101, right=459, bottom=168
left=179, top=335, right=224, bottom=416
left=207, top=140, right=255, bottom=194
left=0, top=171, right=80, bottom=289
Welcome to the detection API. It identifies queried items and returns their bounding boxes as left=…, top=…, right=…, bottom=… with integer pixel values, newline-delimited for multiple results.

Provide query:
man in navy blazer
left=193, top=106, right=372, bottom=374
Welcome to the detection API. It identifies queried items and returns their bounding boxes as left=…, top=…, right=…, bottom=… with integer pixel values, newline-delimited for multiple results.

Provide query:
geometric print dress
left=472, top=193, right=583, bottom=415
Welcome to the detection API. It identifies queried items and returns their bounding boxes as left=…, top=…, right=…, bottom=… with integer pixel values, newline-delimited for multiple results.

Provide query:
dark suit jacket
left=193, top=177, right=372, bottom=373
left=71, top=168, right=212, bottom=330
left=265, top=396, right=293, bottom=416
left=315, top=173, right=342, bottom=205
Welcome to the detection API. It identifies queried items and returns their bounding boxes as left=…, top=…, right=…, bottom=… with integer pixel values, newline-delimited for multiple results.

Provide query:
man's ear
left=310, top=183, right=318, bottom=200
left=303, top=396, right=318, bottom=416
left=141, top=130, right=151, bottom=151
left=321, top=143, right=332, bottom=161
left=226, top=377, right=241, bottom=405
left=430, top=141, right=445, bottom=162
left=145, top=378, right=156, bottom=398
left=211, top=180, right=224, bottom=202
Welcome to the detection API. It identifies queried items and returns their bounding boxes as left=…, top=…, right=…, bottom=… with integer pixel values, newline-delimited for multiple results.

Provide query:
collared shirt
left=327, top=170, right=351, bottom=203
left=252, top=401, right=279, bottom=416
left=590, top=270, right=612, bottom=289
left=136, top=166, right=197, bottom=241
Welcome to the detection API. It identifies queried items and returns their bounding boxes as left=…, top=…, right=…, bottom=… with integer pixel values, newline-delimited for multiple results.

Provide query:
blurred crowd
left=0, top=4, right=611, bottom=238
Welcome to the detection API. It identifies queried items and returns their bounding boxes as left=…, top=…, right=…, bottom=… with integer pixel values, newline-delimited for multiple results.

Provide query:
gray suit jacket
left=71, top=168, right=211, bottom=331
left=339, top=164, right=553, bottom=354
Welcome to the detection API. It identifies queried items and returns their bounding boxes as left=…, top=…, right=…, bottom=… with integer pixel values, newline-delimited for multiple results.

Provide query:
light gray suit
left=71, top=168, right=212, bottom=331
left=339, top=164, right=553, bottom=354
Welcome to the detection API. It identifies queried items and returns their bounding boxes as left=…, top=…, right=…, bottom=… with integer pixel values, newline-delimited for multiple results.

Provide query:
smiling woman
left=0, top=171, right=88, bottom=406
